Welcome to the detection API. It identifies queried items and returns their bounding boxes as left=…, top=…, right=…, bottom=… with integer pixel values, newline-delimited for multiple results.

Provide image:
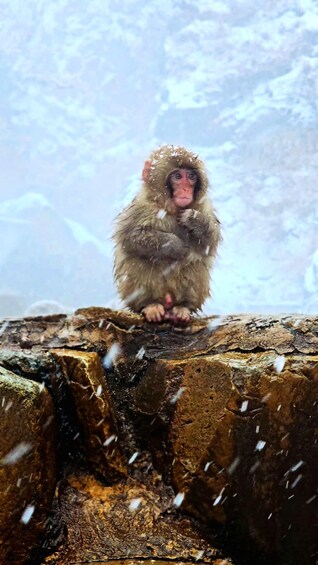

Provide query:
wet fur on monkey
left=113, top=144, right=221, bottom=320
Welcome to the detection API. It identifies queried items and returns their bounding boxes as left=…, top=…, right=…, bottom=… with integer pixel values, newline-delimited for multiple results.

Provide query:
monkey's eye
left=187, top=171, right=197, bottom=182
left=171, top=171, right=182, bottom=181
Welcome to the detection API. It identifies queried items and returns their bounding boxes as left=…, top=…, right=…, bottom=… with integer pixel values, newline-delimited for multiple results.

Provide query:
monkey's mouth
left=175, top=197, right=192, bottom=207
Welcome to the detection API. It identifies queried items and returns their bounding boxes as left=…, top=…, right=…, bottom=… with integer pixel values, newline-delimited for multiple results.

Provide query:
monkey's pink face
left=169, top=168, right=197, bottom=208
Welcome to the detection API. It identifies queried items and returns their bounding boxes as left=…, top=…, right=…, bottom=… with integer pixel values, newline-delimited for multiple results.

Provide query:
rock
left=52, top=349, right=127, bottom=480
left=43, top=472, right=228, bottom=564
left=0, top=366, right=57, bottom=564
left=1, top=309, right=318, bottom=564
left=130, top=352, right=318, bottom=564
left=1, top=310, right=318, bottom=357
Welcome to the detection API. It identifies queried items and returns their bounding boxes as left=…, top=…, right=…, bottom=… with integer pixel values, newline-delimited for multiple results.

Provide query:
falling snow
left=129, top=498, right=142, bottom=511
left=21, top=505, right=35, bottom=524
left=163, top=261, right=178, bottom=276
left=170, top=386, right=186, bottom=404
left=0, top=321, right=9, bottom=336
left=1, top=442, right=32, bottom=465
left=250, top=461, right=261, bottom=474
left=128, top=451, right=139, bottom=464
left=227, top=456, right=240, bottom=475
left=124, top=289, right=144, bottom=304
left=291, top=474, right=303, bottom=489
left=4, top=401, right=13, bottom=412
left=213, top=487, right=225, bottom=506
left=255, top=440, right=266, bottom=451
left=173, top=492, right=185, bottom=507
left=136, top=347, right=146, bottom=360
left=104, top=435, right=116, bottom=446
left=207, top=317, right=223, bottom=331
left=274, top=355, right=286, bottom=373
left=240, top=400, right=249, bottom=412
left=291, top=460, right=304, bottom=472
left=157, top=209, right=167, bottom=219
left=103, top=343, right=121, bottom=368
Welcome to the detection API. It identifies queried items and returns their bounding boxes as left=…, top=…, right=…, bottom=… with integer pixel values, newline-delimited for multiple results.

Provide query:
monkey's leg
left=142, top=303, right=165, bottom=323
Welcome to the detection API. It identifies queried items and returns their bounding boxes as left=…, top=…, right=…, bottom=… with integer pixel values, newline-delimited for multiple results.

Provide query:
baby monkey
left=113, top=145, right=221, bottom=325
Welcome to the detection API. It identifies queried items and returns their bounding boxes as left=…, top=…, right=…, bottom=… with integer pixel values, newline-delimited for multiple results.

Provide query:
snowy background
left=0, top=0, right=318, bottom=318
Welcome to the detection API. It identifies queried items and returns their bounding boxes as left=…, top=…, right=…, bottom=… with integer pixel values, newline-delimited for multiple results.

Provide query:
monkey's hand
left=178, top=209, right=219, bottom=247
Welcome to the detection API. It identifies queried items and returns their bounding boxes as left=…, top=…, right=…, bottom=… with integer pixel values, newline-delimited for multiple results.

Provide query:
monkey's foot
left=165, top=305, right=191, bottom=326
left=142, top=303, right=165, bottom=323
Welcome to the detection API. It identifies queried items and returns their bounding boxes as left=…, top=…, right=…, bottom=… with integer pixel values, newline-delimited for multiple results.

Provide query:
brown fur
left=113, top=144, right=221, bottom=312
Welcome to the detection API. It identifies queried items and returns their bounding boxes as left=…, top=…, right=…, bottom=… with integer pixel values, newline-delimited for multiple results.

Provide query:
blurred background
left=0, top=0, right=318, bottom=318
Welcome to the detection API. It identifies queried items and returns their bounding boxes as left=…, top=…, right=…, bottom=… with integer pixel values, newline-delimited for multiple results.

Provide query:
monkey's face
left=168, top=168, right=198, bottom=208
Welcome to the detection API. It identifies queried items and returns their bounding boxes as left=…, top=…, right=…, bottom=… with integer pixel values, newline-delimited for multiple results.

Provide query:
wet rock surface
left=130, top=353, right=318, bottom=563
left=0, top=309, right=318, bottom=564
left=52, top=349, right=127, bottom=480
left=0, top=367, right=57, bottom=564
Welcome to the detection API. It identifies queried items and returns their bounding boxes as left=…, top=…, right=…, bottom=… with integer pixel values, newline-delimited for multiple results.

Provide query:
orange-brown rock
left=0, top=366, right=57, bottom=565
left=52, top=349, right=127, bottom=480
left=131, top=352, right=318, bottom=564
left=1, top=309, right=318, bottom=564
left=44, top=472, right=227, bottom=564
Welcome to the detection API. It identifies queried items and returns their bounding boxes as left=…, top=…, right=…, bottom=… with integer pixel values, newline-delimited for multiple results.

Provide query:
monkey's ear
left=142, top=160, right=152, bottom=182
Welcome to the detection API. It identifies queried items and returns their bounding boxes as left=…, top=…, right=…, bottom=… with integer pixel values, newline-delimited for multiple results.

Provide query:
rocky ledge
left=0, top=308, right=317, bottom=564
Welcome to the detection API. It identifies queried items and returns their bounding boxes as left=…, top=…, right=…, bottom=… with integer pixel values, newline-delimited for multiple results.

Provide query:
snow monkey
left=113, top=144, right=221, bottom=325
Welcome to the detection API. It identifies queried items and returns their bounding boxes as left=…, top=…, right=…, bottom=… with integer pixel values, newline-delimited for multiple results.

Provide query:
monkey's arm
left=122, top=226, right=188, bottom=260
left=178, top=209, right=221, bottom=250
